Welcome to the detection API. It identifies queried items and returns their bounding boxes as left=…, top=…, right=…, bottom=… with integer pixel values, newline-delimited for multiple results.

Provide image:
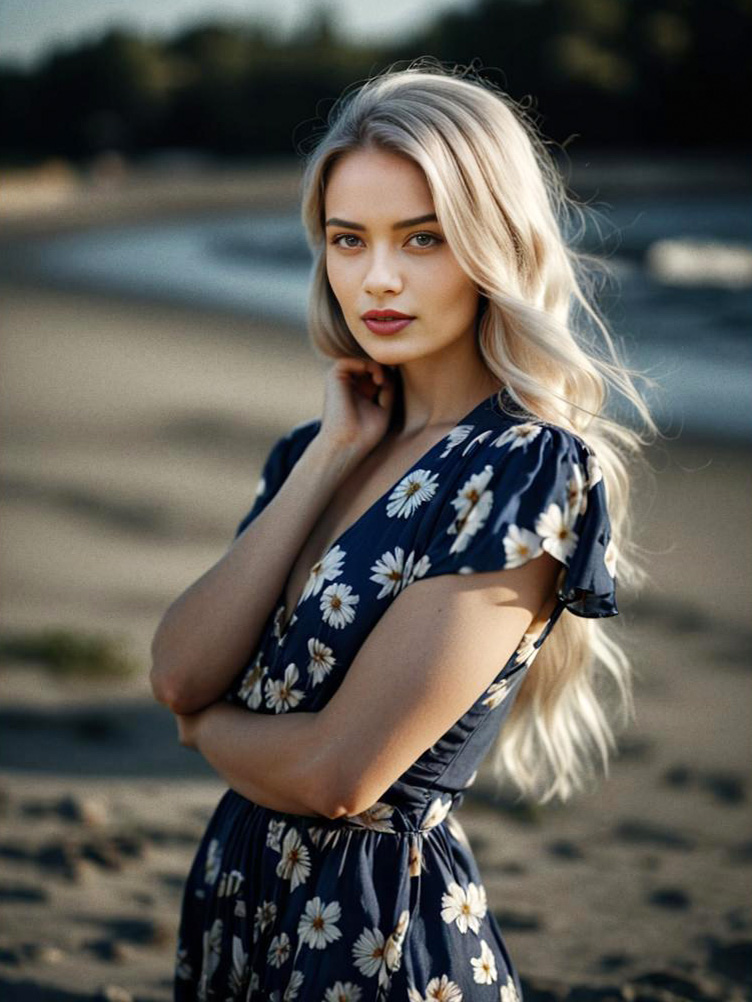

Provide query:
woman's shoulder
left=448, top=397, right=593, bottom=473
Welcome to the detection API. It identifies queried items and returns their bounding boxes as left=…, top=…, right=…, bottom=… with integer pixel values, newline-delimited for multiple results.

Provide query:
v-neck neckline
left=274, top=386, right=508, bottom=638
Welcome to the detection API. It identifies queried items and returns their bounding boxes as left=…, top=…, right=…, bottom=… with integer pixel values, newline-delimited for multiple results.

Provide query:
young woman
left=151, top=59, right=656, bottom=1001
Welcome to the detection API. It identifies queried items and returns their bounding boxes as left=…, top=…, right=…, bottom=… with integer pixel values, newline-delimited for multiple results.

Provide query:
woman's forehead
left=324, top=150, right=434, bottom=222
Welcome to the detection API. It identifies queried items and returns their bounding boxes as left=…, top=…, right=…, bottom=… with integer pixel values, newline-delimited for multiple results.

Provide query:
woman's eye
left=331, top=234, right=363, bottom=249
left=330, top=232, right=442, bottom=249
left=409, top=232, right=442, bottom=248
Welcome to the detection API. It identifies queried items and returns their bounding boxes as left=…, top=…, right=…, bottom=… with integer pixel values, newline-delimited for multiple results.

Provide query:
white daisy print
left=567, top=461, right=588, bottom=517
left=352, top=920, right=403, bottom=987
left=282, top=969, right=304, bottom=1000
left=234, top=898, right=246, bottom=918
left=404, top=550, right=431, bottom=586
left=196, top=918, right=222, bottom=1001
left=422, top=796, right=453, bottom=830
left=449, top=464, right=494, bottom=524
left=604, top=537, right=618, bottom=578
left=500, top=973, right=521, bottom=1002
left=482, top=679, right=511, bottom=710
left=517, top=630, right=541, bottom=666
left=275, top=827, right=311, bottom=892
left=471, top=939, right=498, bottom=984
left=175, top=941, right=193, bottom=980
left=272, top=603, right=286, bottom=640
left=447, top=464, right=495, bottom=554
left=461, top=428, right=493, bottom=456
left=297, top=896, right=343, bottom=949
left=217, top=868, right=244, bottom=897
left=386, top=469, right=440, bottom=518
left=324, top=982, right=363, bottom=1002
left=254, top=474, right=266, bottom=498
left=383, top=909, right=410, bottom=975
left=535, top=503, right=579, bottom=563
left=439, top=424, right=474, bottom=458
left=228, top=935, right=249, bottom=994
left=307, top=825, right=345, bottom=851
left=440, top=880, right=487, bottom=934
left=370, top=546, right=409, bottom=599
left=346, top=800, right=396, bottom=833
left=502, top=524, right=543, bottom=568
left=265, top=662, right=305, bottom=713
left=301, top=543, right=346, bottom=602
left=267, top=930, right=292, bottom=968
left=320, top=582, right=359, bottom=629
left=492, top=421, right=543, bottom=450
left=204, top=838, right=221, bottom=886
left=352, top=926, right=388, bottom=981
left=237, top=656, right=268, bottom=709
left=370, top=547, right=431, bottom=594
left=587, top=452, right=603, bottom=488
left=253, top=900, right=278, bottom=942
left=306, top=636, right=337, bottom=685
left=464, top=768, right=478, bottom=788
left=425, top=974, right=464, bottom=1000
left=267, top=819, right=286, bottom=852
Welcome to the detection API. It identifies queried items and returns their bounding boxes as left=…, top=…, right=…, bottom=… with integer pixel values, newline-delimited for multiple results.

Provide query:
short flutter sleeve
left=233, top=418, right=321, bottom=540
left=417, top=422, right=618, bottom=618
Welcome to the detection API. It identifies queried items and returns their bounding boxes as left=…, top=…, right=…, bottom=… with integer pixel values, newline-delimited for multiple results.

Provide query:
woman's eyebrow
left=324, top=213, right=438, bottom=231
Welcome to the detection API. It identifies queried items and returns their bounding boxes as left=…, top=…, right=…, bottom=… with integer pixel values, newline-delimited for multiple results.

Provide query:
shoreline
left=1, top=149, right=749, bottom=240
left=1, top=173, right=750, bottom=998
left=0, top=270, right=746, bottom=452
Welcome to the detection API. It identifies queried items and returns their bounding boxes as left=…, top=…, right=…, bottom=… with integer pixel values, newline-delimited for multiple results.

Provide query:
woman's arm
left=311, top=555, right=562, bottom=818
left=176, top=704, right=335, bottom=818
left=174, top=554, right=560, bottom=822
left=150, top=433, right=358, bottom=714
left=149, top=357, right=395, bottom=716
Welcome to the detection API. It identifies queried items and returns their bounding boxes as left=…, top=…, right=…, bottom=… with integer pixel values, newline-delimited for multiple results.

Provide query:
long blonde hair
left=298, top=58, right=661, bottom=804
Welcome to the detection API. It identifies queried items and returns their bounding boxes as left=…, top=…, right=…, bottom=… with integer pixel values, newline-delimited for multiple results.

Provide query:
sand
left=0, top=168, right=750, bottom=1001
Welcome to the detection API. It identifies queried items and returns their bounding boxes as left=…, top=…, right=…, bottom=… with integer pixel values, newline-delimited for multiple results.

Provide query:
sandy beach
left=0, top=167, right=750, bottom=1001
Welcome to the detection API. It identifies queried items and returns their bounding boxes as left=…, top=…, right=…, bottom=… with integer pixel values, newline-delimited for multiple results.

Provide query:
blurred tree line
left=0, top=0, right=749, bottom=164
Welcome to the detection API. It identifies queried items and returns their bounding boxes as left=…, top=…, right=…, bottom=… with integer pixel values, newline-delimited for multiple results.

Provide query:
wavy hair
left=297, top=57, right=661, bottom=804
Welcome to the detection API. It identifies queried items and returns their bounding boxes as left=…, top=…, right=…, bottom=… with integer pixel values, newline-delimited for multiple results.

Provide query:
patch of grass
left=0, top=627, right=137, bottom=677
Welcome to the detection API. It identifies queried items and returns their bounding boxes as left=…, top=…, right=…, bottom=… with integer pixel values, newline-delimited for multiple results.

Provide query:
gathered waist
left=230, top=788, right=466, bottom=836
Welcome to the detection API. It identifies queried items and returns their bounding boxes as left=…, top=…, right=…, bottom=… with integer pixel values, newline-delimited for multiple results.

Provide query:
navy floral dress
left=173, top=388, right=618, bottom=1002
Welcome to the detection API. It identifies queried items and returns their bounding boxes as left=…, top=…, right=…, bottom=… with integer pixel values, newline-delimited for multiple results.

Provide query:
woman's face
left=324, top=146, right=481, bottom=369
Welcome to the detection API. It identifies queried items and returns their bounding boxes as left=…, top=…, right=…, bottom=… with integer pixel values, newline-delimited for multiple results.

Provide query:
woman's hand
left=174, top=710, right=202, bottom=750
left=318, top=357, right=397, bottom=459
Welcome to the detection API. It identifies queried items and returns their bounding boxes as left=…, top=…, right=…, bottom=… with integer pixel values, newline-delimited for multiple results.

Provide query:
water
left=16, top=196, right=752, bottom=441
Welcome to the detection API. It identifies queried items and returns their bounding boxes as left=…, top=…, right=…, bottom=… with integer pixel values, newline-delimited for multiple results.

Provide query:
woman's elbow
left=315, top=789, right=353, bottom=821
left=149, top=663, right=198, bottom=714
left=317, top=768, right=376, bottom=821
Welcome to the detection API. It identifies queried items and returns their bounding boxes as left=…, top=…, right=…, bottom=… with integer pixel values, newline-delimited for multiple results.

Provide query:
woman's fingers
left=335, top=356, right=387, bottom=385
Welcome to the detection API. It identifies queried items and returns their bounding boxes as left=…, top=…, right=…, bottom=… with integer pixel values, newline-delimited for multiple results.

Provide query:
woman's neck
left=389, top=367, right=503, bottom=439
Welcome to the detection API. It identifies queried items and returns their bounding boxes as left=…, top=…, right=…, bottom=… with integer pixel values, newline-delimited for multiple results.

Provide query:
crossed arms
left=150, top=431, right=561, bottom=819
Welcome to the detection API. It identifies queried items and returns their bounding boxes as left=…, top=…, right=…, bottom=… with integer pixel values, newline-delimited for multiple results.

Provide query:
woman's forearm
left=150, top=434, right=358, bottom=714
left=190, top=703, right=339, bottom=819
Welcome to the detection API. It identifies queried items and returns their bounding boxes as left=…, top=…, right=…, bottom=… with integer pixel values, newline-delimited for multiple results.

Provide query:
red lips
left=361, top=309, right=414, bottom=320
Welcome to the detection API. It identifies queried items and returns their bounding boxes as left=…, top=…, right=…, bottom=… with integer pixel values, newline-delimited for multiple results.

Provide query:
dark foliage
left=0, top=0, right=749, bottom=163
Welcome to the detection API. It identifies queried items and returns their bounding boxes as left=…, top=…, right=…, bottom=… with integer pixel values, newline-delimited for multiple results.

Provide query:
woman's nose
left=362, top=251, right=403, bottom=296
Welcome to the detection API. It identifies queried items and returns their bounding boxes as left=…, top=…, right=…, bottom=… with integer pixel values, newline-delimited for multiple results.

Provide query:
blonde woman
left=151, top=59, right=657, bottom=1001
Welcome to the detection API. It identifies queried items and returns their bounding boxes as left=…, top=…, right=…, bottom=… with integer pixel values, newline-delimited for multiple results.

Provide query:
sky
left=0, top=0, right=473, bottom=67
